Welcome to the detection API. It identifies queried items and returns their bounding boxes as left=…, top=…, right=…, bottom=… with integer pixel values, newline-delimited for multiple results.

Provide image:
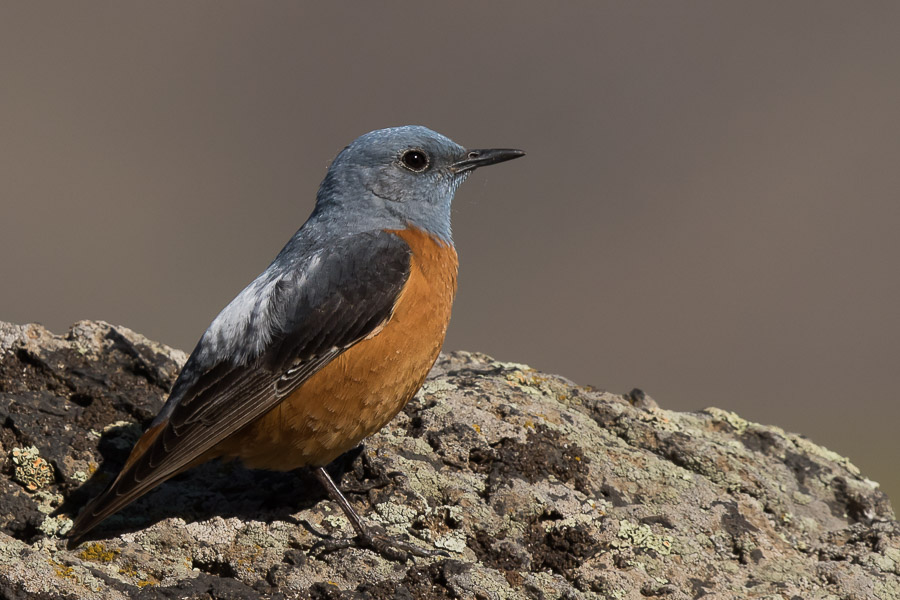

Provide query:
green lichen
left=419, top=378, right=457, bottom=396
left=617, top=519, right=674, bottom=556
left=39, top=514, right=73, bottom=537
left=434, top=531, right=467, bottom=553
left=11, top=446, right=54, bottom=492
left=703, top=407, right=751, bottom=434
left=505, top=368, right=555, bottom=397
left=495, top=360, right=534, bottom=371
left=372, top=500, right=418, bottom=525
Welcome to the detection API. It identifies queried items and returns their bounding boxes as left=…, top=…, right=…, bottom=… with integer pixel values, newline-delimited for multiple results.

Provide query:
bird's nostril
left=467, top=151, right=479, bottom=159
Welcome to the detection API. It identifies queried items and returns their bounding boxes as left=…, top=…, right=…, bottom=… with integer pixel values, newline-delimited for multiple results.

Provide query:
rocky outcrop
left=0, top=320, right=897, bottom=599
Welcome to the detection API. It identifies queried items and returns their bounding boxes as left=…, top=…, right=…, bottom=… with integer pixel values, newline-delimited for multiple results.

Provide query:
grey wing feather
left=69, top=230, right=412, bottom=541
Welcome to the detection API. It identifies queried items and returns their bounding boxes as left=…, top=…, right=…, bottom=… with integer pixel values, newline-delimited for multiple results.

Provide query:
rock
left=0, top=320, right=897, bottom=599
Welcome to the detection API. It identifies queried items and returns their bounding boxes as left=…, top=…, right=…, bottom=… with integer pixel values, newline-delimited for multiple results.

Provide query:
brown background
left=2, top=4, right=899, bottom=500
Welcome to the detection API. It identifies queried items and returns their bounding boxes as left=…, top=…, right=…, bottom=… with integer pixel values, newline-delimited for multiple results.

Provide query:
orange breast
left=214, top=227, right=458, bottom=470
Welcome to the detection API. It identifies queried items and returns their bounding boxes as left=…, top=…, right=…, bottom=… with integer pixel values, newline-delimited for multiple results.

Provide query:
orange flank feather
left=210, top=227, right=458, bottom=469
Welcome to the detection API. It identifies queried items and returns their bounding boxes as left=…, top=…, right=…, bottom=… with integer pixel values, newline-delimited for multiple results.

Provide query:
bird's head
left=312, top=126, right=524, bottom=244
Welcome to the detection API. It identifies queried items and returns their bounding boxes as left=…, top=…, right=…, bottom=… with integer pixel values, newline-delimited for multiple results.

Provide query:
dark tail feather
left=67, top=421, right=171, bottom=546
left=67, top=482, right=131, bottom=547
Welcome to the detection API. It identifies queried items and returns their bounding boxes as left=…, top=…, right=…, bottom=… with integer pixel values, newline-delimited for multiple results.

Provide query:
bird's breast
left=215, top=227, right=458, bottom=470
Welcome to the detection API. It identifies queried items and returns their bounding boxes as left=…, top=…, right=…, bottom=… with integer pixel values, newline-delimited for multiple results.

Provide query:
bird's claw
left=364, top=531, right=449, bottom=562
left=310, top=527, right=448, bottom=562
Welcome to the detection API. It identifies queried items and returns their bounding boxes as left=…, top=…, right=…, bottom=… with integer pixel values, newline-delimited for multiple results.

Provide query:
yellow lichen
left=78, top=542, right=120, bottom=563
left=48, top=558, right=75, bottom=579
left=118, top=564, right=157, bottom=588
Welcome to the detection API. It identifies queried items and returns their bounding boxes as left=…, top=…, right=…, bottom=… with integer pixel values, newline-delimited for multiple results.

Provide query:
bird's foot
left=311, top=524, right=448, bottom=562
left=310, top=466, right=448, bottom=562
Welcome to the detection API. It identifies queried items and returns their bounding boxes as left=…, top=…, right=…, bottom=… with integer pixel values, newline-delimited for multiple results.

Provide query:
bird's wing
left=69, top=230, right=412, bottom=541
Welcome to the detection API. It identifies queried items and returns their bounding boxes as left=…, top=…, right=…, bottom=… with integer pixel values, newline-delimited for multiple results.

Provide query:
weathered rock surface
left=0, top=320, right=897, bottom=599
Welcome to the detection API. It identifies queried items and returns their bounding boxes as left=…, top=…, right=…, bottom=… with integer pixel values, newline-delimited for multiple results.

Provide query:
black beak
left=450, top=148, right=526, bottom=173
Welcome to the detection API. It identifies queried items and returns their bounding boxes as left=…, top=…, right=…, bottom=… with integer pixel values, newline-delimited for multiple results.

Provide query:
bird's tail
left=67, top=421, right=171, bottom=546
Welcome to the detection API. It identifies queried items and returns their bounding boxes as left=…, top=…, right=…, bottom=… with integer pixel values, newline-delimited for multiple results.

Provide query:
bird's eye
left=400, top=149, right=430, bottom=172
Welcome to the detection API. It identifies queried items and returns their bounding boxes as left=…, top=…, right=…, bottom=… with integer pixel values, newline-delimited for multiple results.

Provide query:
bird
left=67, top=125, right=524, bottom=560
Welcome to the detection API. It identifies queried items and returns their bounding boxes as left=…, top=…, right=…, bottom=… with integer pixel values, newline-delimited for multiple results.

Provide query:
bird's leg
left=312, top=466, right=447, bottom=562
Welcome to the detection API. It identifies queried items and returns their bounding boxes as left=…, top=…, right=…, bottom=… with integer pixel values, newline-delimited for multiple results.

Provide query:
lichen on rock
left=0, top=320, right=897, bottom=599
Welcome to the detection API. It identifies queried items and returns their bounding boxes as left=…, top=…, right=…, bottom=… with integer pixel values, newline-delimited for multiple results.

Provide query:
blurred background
left=2, top=3, right=899, bottom=500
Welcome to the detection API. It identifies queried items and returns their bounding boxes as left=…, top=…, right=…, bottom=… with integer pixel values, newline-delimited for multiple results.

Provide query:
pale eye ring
left=400, top=148, right=430, bottom=172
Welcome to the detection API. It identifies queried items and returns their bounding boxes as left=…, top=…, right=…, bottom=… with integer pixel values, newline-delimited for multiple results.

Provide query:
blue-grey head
left=310, top=126, right=524, bottom=244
